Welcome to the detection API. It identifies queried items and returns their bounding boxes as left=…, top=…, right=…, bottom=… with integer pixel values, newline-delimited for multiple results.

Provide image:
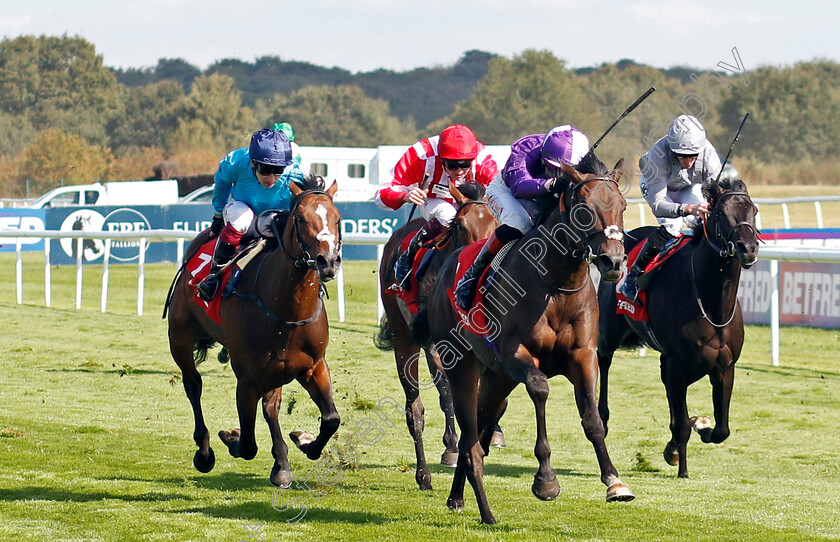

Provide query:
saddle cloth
left=615, top=235, right=692, bottom=322
left=388, top=234, right=435, bottom=316
left=446, top=241, right=496, bottom=337
left=186, top=238, right=265, bottom=325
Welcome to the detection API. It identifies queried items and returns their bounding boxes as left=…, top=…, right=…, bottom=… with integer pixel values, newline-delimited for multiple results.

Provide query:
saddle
left=445, top=239, right=516, bottom=338
left=186, top=233, right=272, bottom=325
left=615, top=234, right=693, bottom=323
left=388, top=227, right=452, bottom=315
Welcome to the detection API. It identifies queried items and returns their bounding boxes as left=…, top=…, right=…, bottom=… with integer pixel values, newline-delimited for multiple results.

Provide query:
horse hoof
left=691, top=416, right=712, bottom=432
left=270, top=466, right=292, bottom=488
left=606, top=482, right=635, bottom=502
left=490, top=430, right=506, bottom=449
left=447, top=498, right=464, bottom=511
left=440, top=451, right=458, bottom=467
left=531, top=476, right=561, bottom=501
left=663, top=443, right=680, bottom=466
left=193, top=448, right=215, bottom=473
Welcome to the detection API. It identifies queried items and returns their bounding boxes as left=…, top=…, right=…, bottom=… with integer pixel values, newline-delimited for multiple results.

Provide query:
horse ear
left=560, top=162, right=585, bottom=183
left=609, top=158, right=626, bottom=182
left=326, top=180, right=338, bottom=199
left=448, top=182, right=468, bottom=205
left=704, top=178, right=722, bottom=202
left=290, top=181, right=303, bottom=199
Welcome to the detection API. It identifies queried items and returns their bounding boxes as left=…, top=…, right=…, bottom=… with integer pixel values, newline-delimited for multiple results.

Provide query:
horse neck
left=693, top=237, right=742, bottom=322
left=527, top=208, right=589, bottom=290
left=259, top=235, right=321, bottom=317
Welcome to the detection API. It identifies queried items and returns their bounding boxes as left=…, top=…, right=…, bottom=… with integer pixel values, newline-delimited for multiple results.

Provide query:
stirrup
left=197, top=273, right=220, bottom=302
left=454, top=275, right=479, bottom=311
left=618, top=271, right=640, bottom=301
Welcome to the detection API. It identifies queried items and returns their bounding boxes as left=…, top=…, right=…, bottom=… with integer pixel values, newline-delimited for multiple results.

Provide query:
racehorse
left=597, top=177, right=759, bottom=479
left=164, top=174, right=342, bottom=486
left=374, top=182, right=499, bottom=490
left=426, top=156, right=633, bottom=524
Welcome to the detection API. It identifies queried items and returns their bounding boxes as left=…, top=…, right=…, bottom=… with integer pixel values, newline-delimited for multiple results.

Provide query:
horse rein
left=279, top=189, right=342, bottom=270
left=702, top=191, right=758, bottom=259
left=560, top=176, right=624, bottom=263
left=541, top=176, right=623, bottom=294
left=231, top=189, right=339, bottom=327
left=692, top=190, right=757, bottom=328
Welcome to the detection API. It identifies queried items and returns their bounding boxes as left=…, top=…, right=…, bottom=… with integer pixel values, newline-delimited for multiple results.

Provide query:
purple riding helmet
left=541, top=125, right=590, bottom=168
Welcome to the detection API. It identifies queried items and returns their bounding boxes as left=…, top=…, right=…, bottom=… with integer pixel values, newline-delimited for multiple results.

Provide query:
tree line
left=1, top=35, right=838, bottom=198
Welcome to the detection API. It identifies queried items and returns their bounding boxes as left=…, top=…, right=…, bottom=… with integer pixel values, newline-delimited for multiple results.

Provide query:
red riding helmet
left=438, top=125, right=479, bottom=160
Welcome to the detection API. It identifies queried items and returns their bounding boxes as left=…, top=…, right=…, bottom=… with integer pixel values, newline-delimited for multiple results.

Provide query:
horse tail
left=411, top=309, right=431, bottom=347
left=373, top=314, right=394, bottom=351
left=193, top=337, right=216, bottom=365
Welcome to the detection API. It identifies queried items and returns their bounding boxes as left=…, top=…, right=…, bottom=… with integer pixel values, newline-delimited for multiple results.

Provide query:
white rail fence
left=2, top=229, right=840, bottom=367
left=627, top=195, right=840, bottom=230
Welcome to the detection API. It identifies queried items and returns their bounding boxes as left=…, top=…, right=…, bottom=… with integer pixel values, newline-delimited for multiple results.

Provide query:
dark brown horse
left=164, top=174, right=342, bottom=486
left=375, top=182, right=499, bottom=490
left=425, top=157, right=633, bottom=524
left=597, top=178, right=758, bottom=479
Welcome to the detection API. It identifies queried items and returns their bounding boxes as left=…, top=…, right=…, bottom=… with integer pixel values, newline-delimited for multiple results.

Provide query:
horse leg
left=476, top=372, right=514, bottom=457
left=289, top=359, right=340, bottom=461
left=597, top=349, right=613, bottom=436
left=262, top=387, right=292, bottom=487
left=426, top=347, right=458, bottom=468
left=392, top=336, right=432, bottom=489
left=219, top=381, right=260, bottom=460
left=660, top=356, right=691, bottom=478
left=446, top=354, right=497, bottom=524
left=509, top=364, right=561, bottom=501
left=695, top=363, right=734, bottom=444
left=169, top=334, right=215, bottom=473
left=568, top=349, right=634, bottom=502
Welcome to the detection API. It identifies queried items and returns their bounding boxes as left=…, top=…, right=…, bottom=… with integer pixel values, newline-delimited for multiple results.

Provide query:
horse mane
left=457, top=182, right=486, bottom=201
left=577, top=151, right=609, bottom=176
left=298, top=171, right=326, bottom=192
left=689, top=177, right=750, bottom=237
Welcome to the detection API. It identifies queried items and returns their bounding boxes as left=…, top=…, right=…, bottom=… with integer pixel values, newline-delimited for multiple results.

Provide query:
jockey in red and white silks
left=376, top=125, right=500, bottom=287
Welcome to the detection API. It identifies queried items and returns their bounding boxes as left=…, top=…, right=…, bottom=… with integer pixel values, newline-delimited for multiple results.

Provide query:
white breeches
left=419, top=197, right=457, bottom=227
left=223, top=200, right=254, bottom=233
left=485, top=173, right=534, bottom=234
left=639, top=175, right=704, bottom=236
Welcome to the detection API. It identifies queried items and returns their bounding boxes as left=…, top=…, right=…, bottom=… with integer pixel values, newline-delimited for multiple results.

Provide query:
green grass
left=0, top=254, right=839, bottom=541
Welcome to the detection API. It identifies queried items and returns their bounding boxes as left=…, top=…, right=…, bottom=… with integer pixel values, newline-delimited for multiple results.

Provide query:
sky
left=1, top=0, right=836, bottom=74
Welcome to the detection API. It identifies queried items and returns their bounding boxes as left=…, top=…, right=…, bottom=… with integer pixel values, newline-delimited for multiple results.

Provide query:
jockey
left=196, top=127, right=305, bottom=301
left=375, top=124, right=499, bottom=288
left=618, top=114, right=722, bottom=301
left=455, top=125, right=591, bottom=310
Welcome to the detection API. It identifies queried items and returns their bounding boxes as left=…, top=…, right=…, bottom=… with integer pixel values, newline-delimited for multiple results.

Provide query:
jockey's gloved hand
left=546, top=177, right=564, bottom=196
left=210, top=215, right=224, bottom=237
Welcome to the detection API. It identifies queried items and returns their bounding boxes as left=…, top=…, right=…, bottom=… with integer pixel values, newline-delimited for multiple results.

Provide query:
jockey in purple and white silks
left=454, top=125, right=591, bottom=310
left=618, top=114, right=723, bottom=301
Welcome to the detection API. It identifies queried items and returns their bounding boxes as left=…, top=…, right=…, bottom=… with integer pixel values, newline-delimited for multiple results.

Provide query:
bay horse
left=597, top=177, right=758, bottom=479
left=164, top=174, right=342, bottom=486
left=426, top=156, right=633, bottom=524
left=374, top=182, right=499, bottom=490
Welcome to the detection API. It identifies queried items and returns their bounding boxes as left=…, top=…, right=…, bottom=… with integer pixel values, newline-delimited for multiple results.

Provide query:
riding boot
left=618, top=226, right=672, bottom=301
left=394, top=229, right=425, bottom=287
left=197, top=240, right=237, bottom=301
left=454, top=232, right=506, bottom=310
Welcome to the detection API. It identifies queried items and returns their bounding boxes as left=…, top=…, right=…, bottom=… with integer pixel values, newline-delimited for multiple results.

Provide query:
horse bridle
left=450, top=199, right=490, bottom=243
left=276, top=189, right=342, bottom=270
left=692, top=190, right=759, bottom=328
left=702, top=191, right=759, bottom=259
left=558, top=176, right=625, bottom=262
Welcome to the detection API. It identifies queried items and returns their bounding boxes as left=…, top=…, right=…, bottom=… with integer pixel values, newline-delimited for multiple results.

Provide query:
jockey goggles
left=442, top=159, right=473, bottom=170
left=673, top=152, right=699, bottom=159
left=254, top=162, right=286, bottom=176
